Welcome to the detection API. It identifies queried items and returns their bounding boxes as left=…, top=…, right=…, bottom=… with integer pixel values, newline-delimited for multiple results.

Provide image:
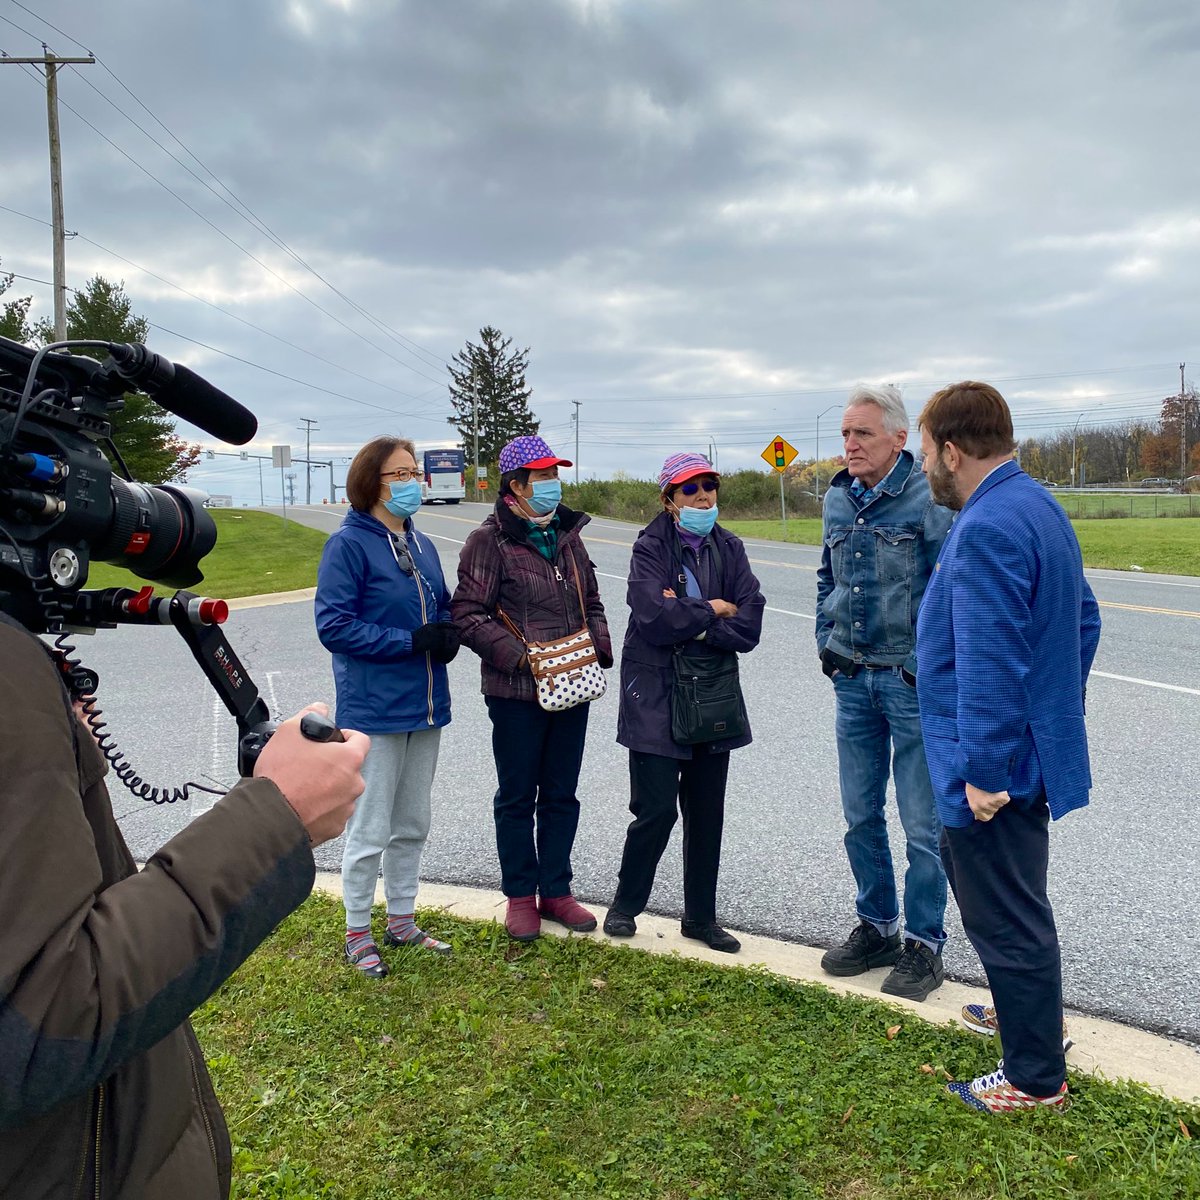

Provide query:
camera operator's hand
left=412, top=620, right=460, bottom=661
left=254, top=703, right=369, bottom=846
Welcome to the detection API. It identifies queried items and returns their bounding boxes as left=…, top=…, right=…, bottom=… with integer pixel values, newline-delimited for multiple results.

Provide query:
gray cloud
left=1, top=0, right=1197, bottom=498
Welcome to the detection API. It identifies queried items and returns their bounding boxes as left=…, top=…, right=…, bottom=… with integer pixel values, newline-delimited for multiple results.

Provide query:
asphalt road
left=84, top=501, right=1200, bottom=1044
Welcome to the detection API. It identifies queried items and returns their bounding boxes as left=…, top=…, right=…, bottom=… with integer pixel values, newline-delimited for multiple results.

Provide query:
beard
left=926, top=453, right=963, bottom=510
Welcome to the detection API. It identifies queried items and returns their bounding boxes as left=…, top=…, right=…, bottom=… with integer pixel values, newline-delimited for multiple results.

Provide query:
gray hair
left=847, top=383, right=908, bottom=434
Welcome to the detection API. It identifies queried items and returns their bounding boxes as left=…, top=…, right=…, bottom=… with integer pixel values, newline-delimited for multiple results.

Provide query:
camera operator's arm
left=0, top=625, right=366, bottom=1127
left=314, top=535, right=427, bottom=659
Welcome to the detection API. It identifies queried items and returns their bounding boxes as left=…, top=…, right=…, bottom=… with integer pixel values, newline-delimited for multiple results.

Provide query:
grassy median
left=85, top=509, right=330, bottom=597
left=194, top=895, right=1200, bottom=1200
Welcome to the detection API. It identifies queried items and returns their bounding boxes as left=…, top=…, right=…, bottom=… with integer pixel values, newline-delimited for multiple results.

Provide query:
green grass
left=1070, top=519, right=1200, bottom=575
left=1054, top=493, right=1200, bottom=520
left=85, top=510, right=330, bottom=598
left=721, top=518, right=825, bottom=546
left=194, top=895, right=1200, bottom=1200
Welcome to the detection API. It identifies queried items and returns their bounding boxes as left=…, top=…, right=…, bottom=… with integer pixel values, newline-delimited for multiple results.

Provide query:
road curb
left=314, top=873, right=1200, bottom=1105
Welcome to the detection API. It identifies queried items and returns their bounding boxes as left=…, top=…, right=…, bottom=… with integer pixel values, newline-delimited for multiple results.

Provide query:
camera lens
left=99, top=480, right=217, bottom=587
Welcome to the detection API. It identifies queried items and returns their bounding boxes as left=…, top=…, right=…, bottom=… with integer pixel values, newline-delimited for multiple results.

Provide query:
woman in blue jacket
left=315, top=436, right=460, bottom=976
left=603, top=453, right=765, bottom=953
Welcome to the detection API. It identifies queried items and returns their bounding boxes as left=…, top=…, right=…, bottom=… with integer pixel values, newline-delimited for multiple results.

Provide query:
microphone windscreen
left=156, top=364, right=258, bottom=445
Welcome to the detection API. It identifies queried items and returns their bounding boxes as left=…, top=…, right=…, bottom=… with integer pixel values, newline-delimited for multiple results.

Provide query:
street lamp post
left=814, top=404, right=838, bottom=503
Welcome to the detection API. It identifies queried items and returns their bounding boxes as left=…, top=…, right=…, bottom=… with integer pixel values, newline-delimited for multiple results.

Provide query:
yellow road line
left=1097, top=600, right=1200, bottom=619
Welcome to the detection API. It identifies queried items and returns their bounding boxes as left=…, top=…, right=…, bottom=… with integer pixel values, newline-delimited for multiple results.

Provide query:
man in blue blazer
left=915, top=381, right=1101, bottom=1115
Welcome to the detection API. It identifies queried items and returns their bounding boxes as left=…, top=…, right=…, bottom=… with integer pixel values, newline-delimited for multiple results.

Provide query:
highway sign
left=761, top=435, right=798, bottom=474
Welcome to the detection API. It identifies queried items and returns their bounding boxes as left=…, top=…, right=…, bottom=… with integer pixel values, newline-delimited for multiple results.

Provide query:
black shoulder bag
left=668, top=534, right=747, bottom=745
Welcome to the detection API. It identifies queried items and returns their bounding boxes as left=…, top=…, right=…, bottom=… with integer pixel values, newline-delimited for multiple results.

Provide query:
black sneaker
left=602, top=909, right=637, bottom=938
left=680, top=920, right=741, bottom=954
left=880, top=939, right=945, bottom=1001
left=820, top=922, right=902, bottom=977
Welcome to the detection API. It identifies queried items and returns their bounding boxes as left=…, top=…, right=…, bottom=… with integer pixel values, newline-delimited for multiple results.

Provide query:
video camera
left=0, top=334, right=329, bottom=794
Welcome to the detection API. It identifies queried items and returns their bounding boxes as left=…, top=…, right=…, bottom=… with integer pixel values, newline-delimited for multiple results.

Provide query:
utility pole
left=1, top=49, right=94, bottom=339
left=472, top=369, right=480, bottom=502
left=1071, top=414, right=1084, bottom=489
left=299, top=418, right=318, bottom=503
left=1180, top=363, right=1188, bottom=487
left=571, top=400, right=582, bottom=482
left=814, top=404, right=837, bottom=503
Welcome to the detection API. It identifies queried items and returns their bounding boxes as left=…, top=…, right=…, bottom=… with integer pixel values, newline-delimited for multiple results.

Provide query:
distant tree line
left=1017, top=390, right=1200, bottom=485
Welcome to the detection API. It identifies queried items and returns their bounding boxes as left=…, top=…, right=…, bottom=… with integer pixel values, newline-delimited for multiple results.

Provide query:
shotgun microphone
left=104, top=343, right=258, bottom=445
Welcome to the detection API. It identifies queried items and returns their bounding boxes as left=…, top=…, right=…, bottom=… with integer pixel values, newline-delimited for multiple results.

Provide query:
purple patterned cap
left=498, top=434, right=572, bottom=474
left=658, top=451, right=719, bottom=493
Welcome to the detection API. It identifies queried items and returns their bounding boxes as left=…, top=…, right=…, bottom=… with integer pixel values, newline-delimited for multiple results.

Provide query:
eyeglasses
left=380, top=468, right=419, bottom=483
left=678, top=479, right=718, bottom=496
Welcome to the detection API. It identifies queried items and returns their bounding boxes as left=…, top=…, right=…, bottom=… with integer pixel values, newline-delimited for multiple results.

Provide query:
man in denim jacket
left=815, top=384, right=954, bottom=1000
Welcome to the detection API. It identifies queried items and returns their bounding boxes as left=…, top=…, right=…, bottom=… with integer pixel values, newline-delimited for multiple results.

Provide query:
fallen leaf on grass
left=1065, top=1155, right=1078, bottom=1164
left=1180, top=1119, right=1192, bottom=1140
left=591, top=978, right=607, bottom=990
left=528, top=1010, right=547, bottom=1024
left=378, top=1035, right=393, bottom=1046
left=840, top=1105, right=855, bottom=1126
left=886, top=1024, right=901, bottom=1040
left=731, top=1094, right=741, bottom=1103
left=919, top=1064, right=935, bottom=1075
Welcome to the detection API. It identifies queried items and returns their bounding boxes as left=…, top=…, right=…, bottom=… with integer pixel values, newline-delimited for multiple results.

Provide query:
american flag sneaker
left=947, top=1065, right=1068, bottom=1114
left=961, top=1003, right=1073, bottom=1052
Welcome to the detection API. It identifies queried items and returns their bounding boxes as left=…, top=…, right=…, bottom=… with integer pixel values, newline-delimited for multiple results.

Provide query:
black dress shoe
left=680, top=920, right=741, bottom=954
left=345, top=944, right=389, bottom=978
left=602, top=909, right=637, bottom=937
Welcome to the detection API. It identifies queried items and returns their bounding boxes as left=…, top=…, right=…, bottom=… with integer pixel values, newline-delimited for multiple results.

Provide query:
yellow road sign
left=761, top=435, right=798, bottom=473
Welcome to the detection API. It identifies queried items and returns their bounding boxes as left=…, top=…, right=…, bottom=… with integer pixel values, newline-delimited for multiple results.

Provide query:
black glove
left=431, top=623, right=461, bottom=664
left=411, top=621, right=460, bottom=662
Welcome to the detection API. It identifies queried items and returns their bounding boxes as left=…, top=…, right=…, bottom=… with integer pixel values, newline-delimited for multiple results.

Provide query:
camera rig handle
left=63, top=585, right=338, bottom=778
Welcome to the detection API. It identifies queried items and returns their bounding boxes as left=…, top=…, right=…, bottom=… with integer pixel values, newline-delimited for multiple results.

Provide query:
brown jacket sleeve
left=451, top=524, right=527, bottom=674
left=0, top=622, right=315, bottom=1127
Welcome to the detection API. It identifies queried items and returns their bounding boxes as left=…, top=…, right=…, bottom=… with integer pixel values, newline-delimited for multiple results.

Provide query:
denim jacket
left=815, top=449, right=953, bottom=672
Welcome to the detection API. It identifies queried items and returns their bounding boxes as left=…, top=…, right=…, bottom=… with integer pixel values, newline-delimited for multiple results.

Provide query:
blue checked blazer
left=916, top=461, right=1102, bottom=828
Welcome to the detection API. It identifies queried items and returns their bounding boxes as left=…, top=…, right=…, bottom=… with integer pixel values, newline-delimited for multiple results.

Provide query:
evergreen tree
left=35, top=276, right=200, bottom=483
left=446, top=326, right=539, bottom=469
left=0, top=261, right=33, bottom=343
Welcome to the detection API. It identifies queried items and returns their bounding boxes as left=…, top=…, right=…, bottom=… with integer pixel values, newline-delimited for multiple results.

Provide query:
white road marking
left=1091, top=671, right=1200, bottom=697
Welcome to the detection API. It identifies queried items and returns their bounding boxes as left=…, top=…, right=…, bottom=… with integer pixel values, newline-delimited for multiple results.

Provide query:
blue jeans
left=832, top=667, right=947, bottom=951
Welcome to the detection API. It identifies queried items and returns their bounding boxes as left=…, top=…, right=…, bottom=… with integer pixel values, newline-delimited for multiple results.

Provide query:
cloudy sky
left=2, top=0, right=1198, bottom=503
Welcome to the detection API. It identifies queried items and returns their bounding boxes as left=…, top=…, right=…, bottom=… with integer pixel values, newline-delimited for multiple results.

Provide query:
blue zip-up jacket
left=315, top=508, right=452, bottom=734
left=816, top=449, right=953, bottom=672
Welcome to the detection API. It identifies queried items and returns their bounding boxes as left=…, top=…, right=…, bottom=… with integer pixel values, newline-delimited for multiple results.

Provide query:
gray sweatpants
left=341, top=727, right=442, bottom=929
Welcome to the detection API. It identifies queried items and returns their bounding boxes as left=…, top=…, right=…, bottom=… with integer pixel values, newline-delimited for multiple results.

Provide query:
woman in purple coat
left=603, top=453, right=765, bottom=952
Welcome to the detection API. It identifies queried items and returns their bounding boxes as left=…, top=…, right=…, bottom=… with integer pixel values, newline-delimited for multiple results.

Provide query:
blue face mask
left=527, top=479, right=562, bottom=515
left=677, top=503, right=718, bottom=536
left=383, top=479, right=423, bottom=519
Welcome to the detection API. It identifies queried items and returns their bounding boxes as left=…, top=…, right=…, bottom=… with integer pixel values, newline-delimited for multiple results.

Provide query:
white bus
left=422, top=447, right=466, bottom=504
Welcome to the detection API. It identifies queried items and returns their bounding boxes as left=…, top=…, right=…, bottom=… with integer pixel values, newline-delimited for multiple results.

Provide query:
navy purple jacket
left=617, top=511, right=765, bottom=760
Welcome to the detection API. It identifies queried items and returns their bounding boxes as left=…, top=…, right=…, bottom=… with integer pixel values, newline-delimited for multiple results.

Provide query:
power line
left=0, top=204, right=444, bottom=408
left=5, top=1, right=450, bottom=377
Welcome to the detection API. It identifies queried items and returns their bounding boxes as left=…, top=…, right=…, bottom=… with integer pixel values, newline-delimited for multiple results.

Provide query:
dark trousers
left=612, top=750, right=731, bottom=925
left=942, top=798, right=1065, bottom=1097
left=485, top=696, right=590, bottom=899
